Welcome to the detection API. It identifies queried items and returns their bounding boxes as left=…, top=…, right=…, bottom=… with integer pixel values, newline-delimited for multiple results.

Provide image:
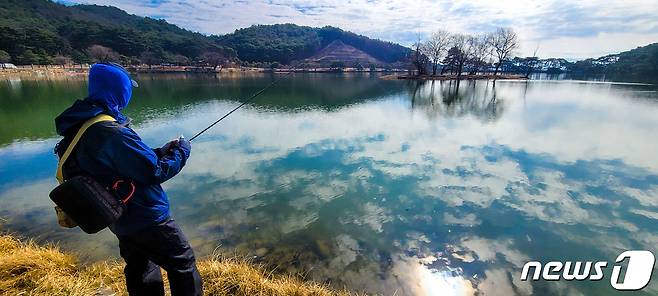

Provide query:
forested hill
left=570, top=43, right=658, bottom=76
left=0, top=0, right=411, bottom=66
left=0, top=0, right=230, bottom=65
left=214, top=24, right=412, bottom=65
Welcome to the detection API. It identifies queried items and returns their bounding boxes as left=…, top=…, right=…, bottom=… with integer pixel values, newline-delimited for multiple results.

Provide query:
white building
left=1, top=63, right=18, bottom=69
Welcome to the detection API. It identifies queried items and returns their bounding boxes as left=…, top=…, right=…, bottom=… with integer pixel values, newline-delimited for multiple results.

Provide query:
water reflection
left=0, top=73, right=404, bottom=146
left=1, top=75, right=658, bottom=295
left=409, top=80, right=505, bottom=123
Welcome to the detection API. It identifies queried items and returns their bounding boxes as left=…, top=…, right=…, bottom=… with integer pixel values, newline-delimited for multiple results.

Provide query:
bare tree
left=200, top=51, right=227, bottom=71
left=412, top=37, right=429, bottom=76
left=467, top=34, right=492, bottom=75
left=523, top=43, right=540, bottom=78
left=487, top=27, right=519, bottom=76
left=54, top=55, right=72, bottom=68
left=87, top=45, right=119, bottom=63
left=421, top=30, right=451, bottom=76
left=140, top=51, right=163, bottom=69
left=450, top=33, right=475, bottom=78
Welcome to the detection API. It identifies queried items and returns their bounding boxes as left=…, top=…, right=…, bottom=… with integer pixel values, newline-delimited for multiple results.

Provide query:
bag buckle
left=112, top=180, right=135, bottom=204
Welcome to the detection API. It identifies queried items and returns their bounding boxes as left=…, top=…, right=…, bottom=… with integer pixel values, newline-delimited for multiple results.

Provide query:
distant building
left=591, top=55, right=619, bottom=65
left=1, top=63, right=17, bottom=69
left=537, top=58, right=570, bottom=71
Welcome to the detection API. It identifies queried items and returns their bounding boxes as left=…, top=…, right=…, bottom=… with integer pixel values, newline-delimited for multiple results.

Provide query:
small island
left=390, top=28, right=529, bottom=81
left=386, top=73, right=527, bottom=80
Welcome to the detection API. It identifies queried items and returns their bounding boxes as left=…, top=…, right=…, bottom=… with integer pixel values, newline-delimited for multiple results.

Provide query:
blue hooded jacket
left=54, top=63, right=190, bottom=235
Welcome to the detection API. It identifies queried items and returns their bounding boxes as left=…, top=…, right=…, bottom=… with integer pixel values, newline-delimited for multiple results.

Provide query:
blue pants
left=117, top=218, right=203, bottom=296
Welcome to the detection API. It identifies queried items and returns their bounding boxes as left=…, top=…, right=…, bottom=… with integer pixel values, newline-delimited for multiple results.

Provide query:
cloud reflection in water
left=2, top=77, right=658, bottom=295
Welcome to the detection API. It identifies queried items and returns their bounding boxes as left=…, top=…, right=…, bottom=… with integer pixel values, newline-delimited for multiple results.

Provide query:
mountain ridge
left=0, top=0, right=412, bottom=66
left=214, top=23, right=411, bottom=65
left=0, top=0, right=655, bottom=77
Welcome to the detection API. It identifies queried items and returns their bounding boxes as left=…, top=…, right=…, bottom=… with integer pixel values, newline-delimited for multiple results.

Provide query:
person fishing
left=53, top=63, right=203, bottom=296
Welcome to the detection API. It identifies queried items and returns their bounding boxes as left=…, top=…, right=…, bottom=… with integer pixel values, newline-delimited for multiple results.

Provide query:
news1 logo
left=520, top=250, right=655, bottom=290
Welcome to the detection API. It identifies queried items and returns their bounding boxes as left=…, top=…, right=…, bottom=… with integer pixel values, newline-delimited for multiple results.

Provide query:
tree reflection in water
left=408, top=80, right=505, bottom=123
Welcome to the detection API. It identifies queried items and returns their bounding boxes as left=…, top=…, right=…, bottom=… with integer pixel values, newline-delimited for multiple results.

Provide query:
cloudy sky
left=59, top=0, right=658, bottom=59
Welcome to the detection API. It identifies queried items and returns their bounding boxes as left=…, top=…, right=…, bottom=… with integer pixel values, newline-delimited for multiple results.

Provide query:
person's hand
left=177, top=136, right=191, bottom=158
left=159, top=136, right=190, bottom=158
left=161, top=139, right=179, bottom=154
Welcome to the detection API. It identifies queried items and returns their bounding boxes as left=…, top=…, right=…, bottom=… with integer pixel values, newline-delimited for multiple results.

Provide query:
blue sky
left=59, top=0, right=658, bottom=59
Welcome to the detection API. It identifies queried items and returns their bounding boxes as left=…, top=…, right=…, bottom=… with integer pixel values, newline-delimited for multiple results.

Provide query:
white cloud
left=59, top=0, right=658, bottom=58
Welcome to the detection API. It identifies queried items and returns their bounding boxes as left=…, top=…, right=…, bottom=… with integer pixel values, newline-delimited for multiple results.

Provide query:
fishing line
left=188, top=71, right=293, bottom=142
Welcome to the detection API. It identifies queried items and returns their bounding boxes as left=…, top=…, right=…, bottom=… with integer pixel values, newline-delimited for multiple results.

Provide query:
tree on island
left=412, top=38, right=429, bottom=75
left=421, top=30, right=451, bottom=76
left=522, top=43, right=540, bottom=78
left=412, top=27, right=520, bottom=77
left=441, top=47, right=460, bottom=75
left=467, top=34, right=492, bottom=75
left=450, top=33, right=475, bottom=78
left=488, top=28, right=519, bottom=76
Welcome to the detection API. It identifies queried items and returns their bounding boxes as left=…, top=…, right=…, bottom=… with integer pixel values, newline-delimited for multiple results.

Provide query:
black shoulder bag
left=49, top=114, right=135, bottom=234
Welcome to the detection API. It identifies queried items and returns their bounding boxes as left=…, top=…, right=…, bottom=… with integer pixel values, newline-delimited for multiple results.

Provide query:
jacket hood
left=55, top=63, right=134, bottom=136
left=87, top=63, right=133, bottom=112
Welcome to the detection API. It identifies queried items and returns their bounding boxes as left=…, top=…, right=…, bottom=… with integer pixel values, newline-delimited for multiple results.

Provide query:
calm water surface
left=1, top=73, right=658, bottom=295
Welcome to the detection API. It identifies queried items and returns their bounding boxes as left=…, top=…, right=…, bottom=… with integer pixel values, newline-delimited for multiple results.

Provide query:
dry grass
left=0, top=234, right=349, bottom=296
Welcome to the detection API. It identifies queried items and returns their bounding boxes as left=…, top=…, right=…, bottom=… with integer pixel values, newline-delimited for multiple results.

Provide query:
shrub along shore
left=0, top=234, right=349, bottom=296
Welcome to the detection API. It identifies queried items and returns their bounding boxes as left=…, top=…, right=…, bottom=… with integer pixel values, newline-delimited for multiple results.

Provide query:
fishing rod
left=188, top=71, right=294, bottom=142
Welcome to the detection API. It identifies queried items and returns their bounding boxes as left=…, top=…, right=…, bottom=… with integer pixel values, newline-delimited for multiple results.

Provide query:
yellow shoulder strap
left=56, top=114, right=115, bottom=183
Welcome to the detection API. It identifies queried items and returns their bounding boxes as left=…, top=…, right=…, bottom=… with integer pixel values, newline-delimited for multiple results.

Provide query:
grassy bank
left=0, top=234, right=348, bottom=296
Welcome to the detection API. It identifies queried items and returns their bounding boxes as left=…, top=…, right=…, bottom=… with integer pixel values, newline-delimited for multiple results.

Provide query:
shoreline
left=383, top=73, right=528, bottom=80
left=1, top=65, right=536, bottom=82
left=0, top=65, right=408, bottom=80
left=0, top=233, right=349, bottom=296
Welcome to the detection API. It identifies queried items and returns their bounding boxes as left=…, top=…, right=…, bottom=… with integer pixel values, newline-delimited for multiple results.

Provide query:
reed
left=0, top=234, right=350, bottom=296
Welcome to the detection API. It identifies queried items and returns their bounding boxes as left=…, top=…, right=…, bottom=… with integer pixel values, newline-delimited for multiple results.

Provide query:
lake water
left=1, top=73, right=658, bottom=295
